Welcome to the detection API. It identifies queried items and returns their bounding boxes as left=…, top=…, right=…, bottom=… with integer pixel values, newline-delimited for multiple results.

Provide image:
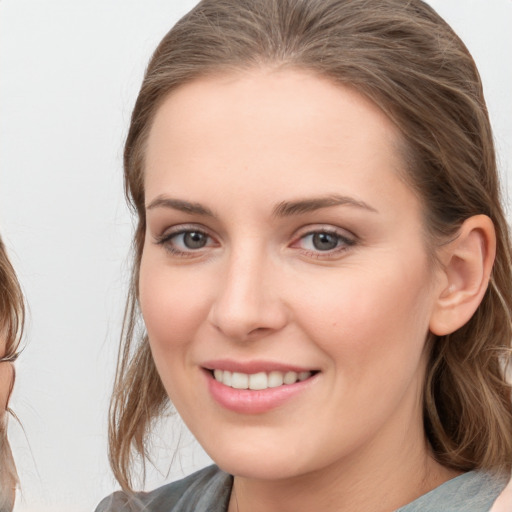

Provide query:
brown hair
left=0, top=237, right=24, bottom=510
left=109, top=0, right=512, bottom=491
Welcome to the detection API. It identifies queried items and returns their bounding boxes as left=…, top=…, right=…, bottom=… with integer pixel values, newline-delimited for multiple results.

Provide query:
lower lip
left=204, top=370, right=318, bottom=414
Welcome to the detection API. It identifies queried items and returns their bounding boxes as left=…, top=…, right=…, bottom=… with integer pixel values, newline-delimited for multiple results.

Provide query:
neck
left=231, top=454, right=456, bottom=512
left=228, top=411, right=459, bottom=512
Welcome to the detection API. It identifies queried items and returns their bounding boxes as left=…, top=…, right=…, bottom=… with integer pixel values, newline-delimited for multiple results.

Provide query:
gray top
left=95, top=465, right=508, bottom=512
left=396, top=470, right=507, bottom=512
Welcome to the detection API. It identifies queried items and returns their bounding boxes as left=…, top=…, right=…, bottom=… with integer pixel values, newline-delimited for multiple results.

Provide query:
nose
left=207, top=248, right=288, bottom=342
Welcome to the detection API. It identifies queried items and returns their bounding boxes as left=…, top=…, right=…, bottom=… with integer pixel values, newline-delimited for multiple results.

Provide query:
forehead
left=144, top=68, right=417, bottom=218
left=147, top=67, right=402, bottom=160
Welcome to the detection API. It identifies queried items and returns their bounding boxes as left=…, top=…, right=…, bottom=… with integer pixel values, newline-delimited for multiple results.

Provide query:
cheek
left=138, top=254, right=211, bottom=352
left=0, top=362, right=14, bottom=409
left=293, top=260, right=434, bottom=376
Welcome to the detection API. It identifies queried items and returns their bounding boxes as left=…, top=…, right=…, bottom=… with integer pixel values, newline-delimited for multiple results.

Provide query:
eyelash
left=291, top=228, right=356, bottom=258
left=154, top=225, right=356, bottom=259
left=155, top=226, right=216, bottom=257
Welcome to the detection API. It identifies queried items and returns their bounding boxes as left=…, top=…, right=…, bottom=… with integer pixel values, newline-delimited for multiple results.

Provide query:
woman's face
left=140, top=69, right=444, bottom=480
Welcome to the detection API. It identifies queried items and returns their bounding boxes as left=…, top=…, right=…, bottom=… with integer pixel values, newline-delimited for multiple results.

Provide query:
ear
left=429, top=215, right=496, bottom=336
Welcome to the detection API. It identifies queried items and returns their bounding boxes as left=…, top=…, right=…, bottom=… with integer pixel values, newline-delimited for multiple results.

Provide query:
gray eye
left=183, top=231, right=208, bottom=249
left=312, top=232, right=339, bottom=251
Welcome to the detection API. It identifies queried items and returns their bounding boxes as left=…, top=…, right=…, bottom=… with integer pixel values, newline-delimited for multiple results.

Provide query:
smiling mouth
left=210, top=369, right=318, bottom=390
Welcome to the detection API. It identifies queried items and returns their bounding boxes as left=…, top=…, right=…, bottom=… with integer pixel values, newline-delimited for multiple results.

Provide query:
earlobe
left=429, top=215, right=496, bottom=336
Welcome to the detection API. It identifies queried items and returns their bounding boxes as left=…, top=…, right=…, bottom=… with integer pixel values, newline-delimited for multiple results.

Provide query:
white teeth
left=268, top=371, right=284, bottom=388
left=231, top=372, right=249, bottom=389
left=223, top=370, right=232, bottom=387
left=283, top=371, right=298, bottom=385
left=212, top=369, right=313, bottom=389
left=249, top=372, right=267, bottom=390
left=298, top=371, right=310, bottom=381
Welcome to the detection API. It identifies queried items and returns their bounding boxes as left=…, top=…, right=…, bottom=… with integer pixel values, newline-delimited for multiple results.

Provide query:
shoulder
left=94, top=465, right=232, bottom=512
left=397, top=471, right=509, bottom=512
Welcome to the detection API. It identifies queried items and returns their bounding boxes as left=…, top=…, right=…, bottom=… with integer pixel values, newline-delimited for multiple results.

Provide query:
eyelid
left=153, top=223, right=219, bottom=255
left=292, top=224, right=357, bottom=242
left=290, top=224, right=357, bottom=256
left=154, top=223, right=213, bottom=241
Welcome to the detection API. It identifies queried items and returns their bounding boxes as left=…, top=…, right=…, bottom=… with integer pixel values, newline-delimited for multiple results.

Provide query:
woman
left=97, top=0, right=512, bottom=510
left=0, top=237, right=23, bottom=511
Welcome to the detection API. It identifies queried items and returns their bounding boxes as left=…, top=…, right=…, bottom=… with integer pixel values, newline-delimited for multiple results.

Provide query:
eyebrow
left=146, top=196, right=215, bottom=217
left=272, top=194, right=378, bottom=217
left=146, top=193, right=378, bottom=218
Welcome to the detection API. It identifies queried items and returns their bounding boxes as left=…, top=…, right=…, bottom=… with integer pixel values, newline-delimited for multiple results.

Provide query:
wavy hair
left=108, top=0, right=512, bottom=491
left=0, top=237, right=24, bottom=510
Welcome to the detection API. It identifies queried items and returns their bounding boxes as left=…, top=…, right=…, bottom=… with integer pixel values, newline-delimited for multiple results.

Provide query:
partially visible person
left=0, top=236, right=24, bottom=511
left=97, top=1, right=512, bottom=511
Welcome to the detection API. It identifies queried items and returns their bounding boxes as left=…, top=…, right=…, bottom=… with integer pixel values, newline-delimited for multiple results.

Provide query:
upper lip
left=202, top=359, right=318, bottom=374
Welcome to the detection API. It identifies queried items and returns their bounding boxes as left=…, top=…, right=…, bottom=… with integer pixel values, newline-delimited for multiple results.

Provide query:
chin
left=199, top=435, right=320, bottom=481
left=215, top=455, right=303, bottom=481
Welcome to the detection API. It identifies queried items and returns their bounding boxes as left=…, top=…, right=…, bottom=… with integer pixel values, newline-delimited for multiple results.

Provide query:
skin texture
left=491, top=476, right=512, bottom=511
left=0, top=330, right=14, bottom=412
left=0, top=362, right=13, bottom=411
left=139, top=68, right=490, bottom=512
left=0, top=339, right=15, bottom=507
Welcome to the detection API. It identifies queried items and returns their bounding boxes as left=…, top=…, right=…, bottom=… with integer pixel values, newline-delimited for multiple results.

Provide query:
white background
left=0, top=1, right=511, bottom=511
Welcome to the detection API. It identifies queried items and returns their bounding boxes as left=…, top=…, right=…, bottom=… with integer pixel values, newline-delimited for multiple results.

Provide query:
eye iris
left=184, top=231, right=207, bottom=249
left=312, top=232, right=338, bottom=251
